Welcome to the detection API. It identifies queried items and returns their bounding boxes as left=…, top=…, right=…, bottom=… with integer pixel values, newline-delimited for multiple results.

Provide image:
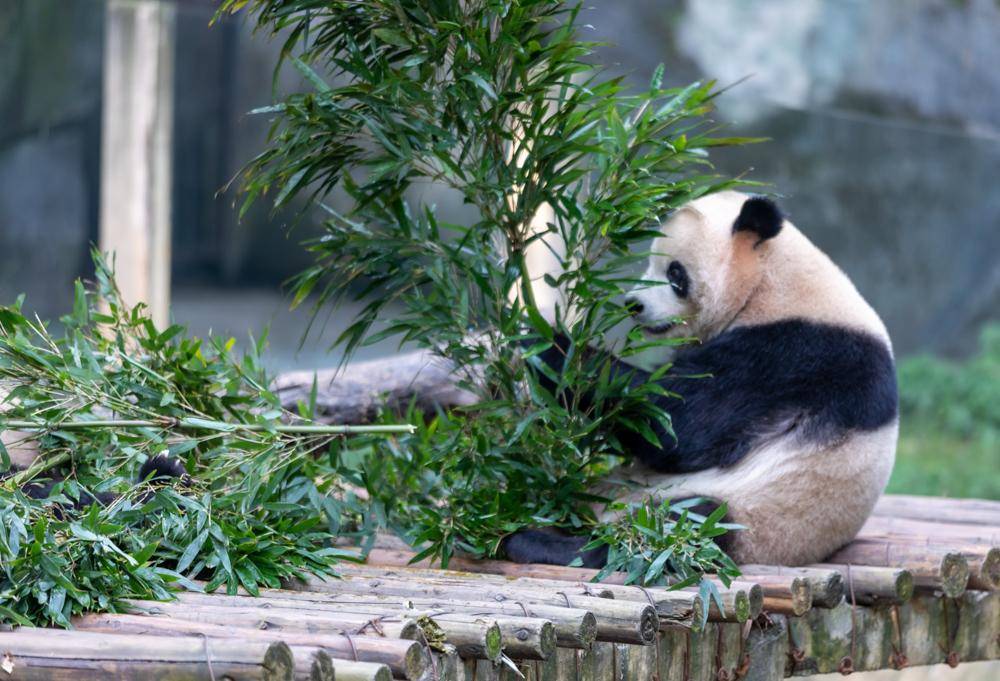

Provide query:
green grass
left=886, top=324, right=1000, bottom=500
left=887, top=429, right=999, bottom=500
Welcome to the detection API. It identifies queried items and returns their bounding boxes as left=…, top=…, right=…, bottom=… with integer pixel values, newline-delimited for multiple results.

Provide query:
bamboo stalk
left=873, top=494, right=1000, bottom=526
left=290, top=646, right=335, bottom=681
left=128, top=599, right=502, bottom=662
left=852, top=529, right=999, bottom=591
left=785, top=591, right=1000, bottom=675
left=330, top=659, right=394, bottom=681
left=0, top=417, right=416, bottom=435
left=825, top=539, right=969, bottom=597
left=740, top=566, right=844, bottom=608
left=809, top=564, right=914, bottom=605
left=74, top=613, right=429, bottom=679
left=286, top=574, right=660, bottom=644
left=738, top=574, right=813, bottom=616
left=692, top=582, right=751, bottom=622
left=861, top=516, right=1000, bottom=545
left=338, top=551, right=701, bottom=632
left=0, top=629, right=293, bottom=680
left=179, top=590, right=594, bottom=651
left=124, top=600, right=423, bottom=643
left=762, top=597, right=811, bottom=617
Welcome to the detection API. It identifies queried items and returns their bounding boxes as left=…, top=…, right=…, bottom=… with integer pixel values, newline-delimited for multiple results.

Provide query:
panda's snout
left=624, top=296, right=645, bottom=317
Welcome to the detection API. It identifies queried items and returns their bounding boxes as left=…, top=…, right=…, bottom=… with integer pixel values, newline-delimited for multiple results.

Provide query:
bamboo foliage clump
left=0, top=253, right=404, bottom=627
left=217, top=0, right=753, bottom=589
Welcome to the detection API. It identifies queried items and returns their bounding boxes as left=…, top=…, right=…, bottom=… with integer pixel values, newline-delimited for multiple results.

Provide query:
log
left=287, top=574, right=659, bottom=645
left=123, top=600, right=422, bottom=641
left=695, top=582, right=752, bottom=622
left=836, top=536, right=998, bottom=592
left=73, top=613, right=429, bottom=680
left=809, top=564, right=914, bottom=605
left=345, top=549, right=701, bottom=631
left=739, top=574, right=813, bottom=616
left=273, top=350, right=472, bottom=424
left=825, top=539, right=969, bottom=597
left=762, top=597, right=812, bottom=617
left=739, top=566, right=844, bottom=608
left=861, top=516, right=1000, bottom=545
left=290, top=646, right=335, bottom=681
left=330, top=659, right=394, bottom=681
left=0, top=629, right=293, bottom=680
left=126, top=600, right=501, bottom=662
left=785, top=591, right=1000, bottom=675
left=852, top=530, right=999, bottom=591
left=726, top=580, right=765, bottom=619
left=873, top=494, right=1000, bottom=526
left=174, top=589, right=593, bottom=651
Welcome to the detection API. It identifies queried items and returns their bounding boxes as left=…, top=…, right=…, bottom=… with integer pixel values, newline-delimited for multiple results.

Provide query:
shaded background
left=3, top=0, right=998, bottom=366
left=1, top=1, right=998, bottom=677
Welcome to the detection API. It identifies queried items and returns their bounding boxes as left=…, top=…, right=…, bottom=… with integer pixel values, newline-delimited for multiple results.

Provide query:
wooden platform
left=0, top=495, right=997, bottom=680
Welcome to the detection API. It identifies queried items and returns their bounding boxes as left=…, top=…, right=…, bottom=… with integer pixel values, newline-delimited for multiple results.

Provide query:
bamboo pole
left=785, top=591, right=1000, bottom=675
left=873, top=494, right=1000, bottom=526
left=738, top=574, right=813, bottom=616
left=341, top=552, right=701, bottom=631
left=124, top=601, right=423, bottom=642
left=182, top=590, right=594, bottom=650
left=330, top=659, right=394, bottom=681
left=0, top=629, right=293, bottom=680
left=740, top=566, right=844, bottom=608
left=0, top=418, right=415, bottom=435
left=809, top=564, right=914, bottom=605
left=825, top=539, right=969, bottom=597
left=286, top=574, right=659, bottom=645
left=852, top=530, right=999, bottom=591
left=126, top=600, right=501, bottom=662
left=695, top=582, right=751, bottom=623
left=861, top=516, right=1000, bottom=545
left=290, top=646, right=335, bottom=681
left=74, top=613, right=429, bottom=680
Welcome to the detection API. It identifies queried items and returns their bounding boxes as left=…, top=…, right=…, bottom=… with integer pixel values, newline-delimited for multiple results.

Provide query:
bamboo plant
left=0, top=252, right=402, bottom=626
left=220, top=0, right=750, bottom=598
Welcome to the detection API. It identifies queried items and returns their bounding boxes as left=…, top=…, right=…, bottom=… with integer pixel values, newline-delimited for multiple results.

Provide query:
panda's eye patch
left=666, top=261, right=689, bottom=298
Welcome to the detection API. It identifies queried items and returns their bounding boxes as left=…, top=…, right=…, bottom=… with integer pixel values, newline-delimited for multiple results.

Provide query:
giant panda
left=504, top=191, right=899, bottom=567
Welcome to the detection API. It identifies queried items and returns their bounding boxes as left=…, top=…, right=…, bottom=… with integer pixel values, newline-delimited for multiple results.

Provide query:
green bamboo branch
left=1, top=418, right=416, bottom=435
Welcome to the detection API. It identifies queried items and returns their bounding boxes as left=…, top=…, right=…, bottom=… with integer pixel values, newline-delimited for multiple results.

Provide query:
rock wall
left=0, top=0, right=996, bottom=356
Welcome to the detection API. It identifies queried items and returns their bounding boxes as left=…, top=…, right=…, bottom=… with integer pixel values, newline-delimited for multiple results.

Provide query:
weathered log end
left=938, top=553, right=971, bottom=598
left=790, top=577, right=812, bottom=616
left=290, top=646, right=335, bottom=681
left=971, top=547, right=1000, bottom=591
left=688, top=595, right=705, bottom=634
left=577, top=611, right=598, bottom=648
left=733, top=589, right=751, bottom=622
left=637, top=604, right=660, bottom=644
left=746, top=583, right=764, bottom=619
left=895, top=569, right=915, bottom=603
left=263, top=641, right=296, bottom=681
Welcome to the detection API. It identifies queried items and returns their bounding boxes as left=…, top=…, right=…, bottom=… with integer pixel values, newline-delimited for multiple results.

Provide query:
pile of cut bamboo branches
left=0, top=494, right=996, bottom=680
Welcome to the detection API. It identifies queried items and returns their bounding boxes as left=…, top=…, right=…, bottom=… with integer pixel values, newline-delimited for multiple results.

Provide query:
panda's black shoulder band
left=733, top=196, right=783, bottom=243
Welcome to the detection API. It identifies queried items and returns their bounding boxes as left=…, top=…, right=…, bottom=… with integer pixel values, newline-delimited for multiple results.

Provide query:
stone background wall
left=1, top=0, right=998, bottom=367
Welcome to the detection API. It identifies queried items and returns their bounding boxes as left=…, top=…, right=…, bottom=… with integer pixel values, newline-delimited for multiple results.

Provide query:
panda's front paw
left=502, top=528, right=608, bottom=568
left=138, top=454, right=189, bottom=485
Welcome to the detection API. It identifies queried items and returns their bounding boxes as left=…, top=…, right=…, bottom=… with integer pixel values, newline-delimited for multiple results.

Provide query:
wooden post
left=100, top=0, right=175, bottom=327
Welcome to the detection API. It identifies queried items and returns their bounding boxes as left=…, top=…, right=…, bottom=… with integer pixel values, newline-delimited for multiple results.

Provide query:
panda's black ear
left=733, top=196, right=783, bottom=244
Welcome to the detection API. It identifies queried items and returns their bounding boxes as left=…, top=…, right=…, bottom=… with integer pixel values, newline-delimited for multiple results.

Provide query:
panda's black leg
left=502, top=527, right=609, bottom=568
